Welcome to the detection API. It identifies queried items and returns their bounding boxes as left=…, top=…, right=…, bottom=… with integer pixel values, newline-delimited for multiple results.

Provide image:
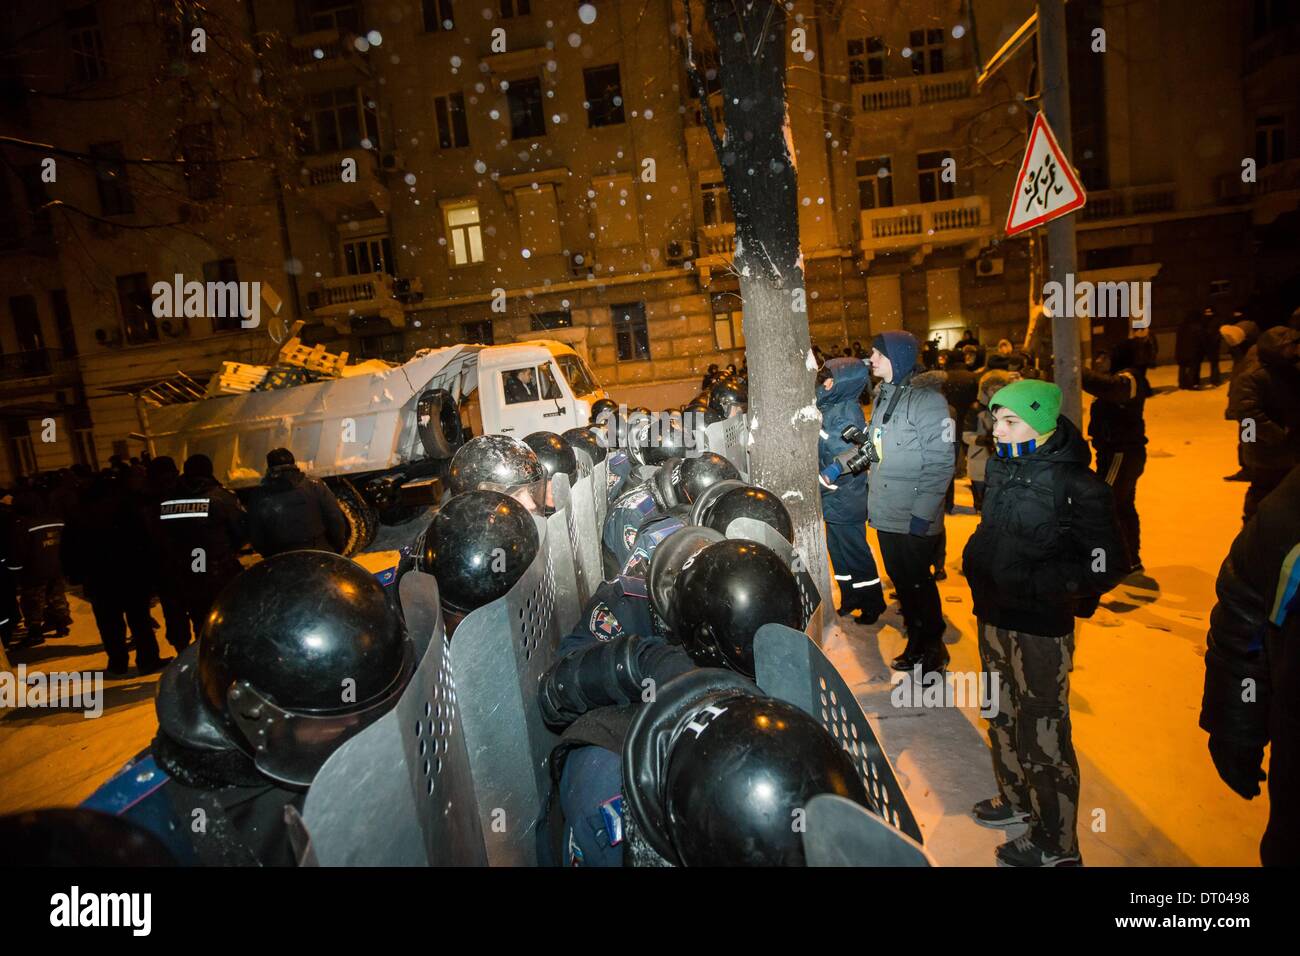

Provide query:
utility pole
left=1036, top=0, right=1082, bottom=426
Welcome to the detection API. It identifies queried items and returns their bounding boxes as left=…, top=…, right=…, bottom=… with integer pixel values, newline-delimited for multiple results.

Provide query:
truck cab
left=474, top=341, right=605, bottom=438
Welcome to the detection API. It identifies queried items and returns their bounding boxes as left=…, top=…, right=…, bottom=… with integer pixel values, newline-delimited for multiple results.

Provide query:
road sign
left=1005, top=111, right=1087, bottom=236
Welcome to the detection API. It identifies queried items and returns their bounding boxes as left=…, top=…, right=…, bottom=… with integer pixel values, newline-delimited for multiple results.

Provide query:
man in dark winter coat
left=1235, top=327, right=1300, bottom=521
left=1223, top=320, right=1262, bottom=482
left=8, top=489, right=72, bottom=642
left=247, top=448, right=349, bottom=558
left=865, top=331, right=955, bottom=673
left=816, top=356, right=885, bottom=623
left=63, top=473, right=167, bottom=675
left=1176, top=310, right=1203, bottom=389
left=142, top=456, right=192, bottom=654
left=1082, top=338, right=1153, bottom=574
left=1200, top=307, right=1223, bottom=388
left=155, top=455, right=247, bottom=642
left=961, top=380, right=1126, bottom=866
left=1200, top=464, right=1300, bottom=865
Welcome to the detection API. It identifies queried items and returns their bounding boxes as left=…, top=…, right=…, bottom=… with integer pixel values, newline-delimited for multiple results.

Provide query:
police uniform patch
left=623, top=524, right=639, bottom=551
left=622, top=548, right=650, bottom=579
left=588, top=602, right=623, bottom=642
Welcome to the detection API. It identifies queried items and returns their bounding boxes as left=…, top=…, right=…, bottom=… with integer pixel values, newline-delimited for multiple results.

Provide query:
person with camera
left=816, top=356, right=886, bottom=624
left=864, top=331, right=955, bottom=673
left=961, top=380, right=1126, bottom=866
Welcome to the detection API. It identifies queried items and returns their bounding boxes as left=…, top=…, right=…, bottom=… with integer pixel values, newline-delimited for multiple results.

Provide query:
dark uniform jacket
left=155, top=475, right=246, bottom=593
left=1200, top=465, right=1300, bottom=864
left=1082, top=364, right=1150, bottom=450
left=62, top=483, right=154, bottom=600
left=961, top=416, right=1127, bottom=637
left=9, top=504, right=64, bottom=586
left=1235, top=328, right=1300, bottom=474
left=247, top=466, right=348, bottom=557
left=816, top=357, right=870, bottom=525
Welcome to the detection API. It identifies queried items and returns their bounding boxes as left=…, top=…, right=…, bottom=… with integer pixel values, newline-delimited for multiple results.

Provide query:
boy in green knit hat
left=961, top=380, right=1126, bottom=866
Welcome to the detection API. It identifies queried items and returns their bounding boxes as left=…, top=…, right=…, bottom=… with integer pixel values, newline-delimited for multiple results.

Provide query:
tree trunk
left=694, top=0, right=831, bottom=612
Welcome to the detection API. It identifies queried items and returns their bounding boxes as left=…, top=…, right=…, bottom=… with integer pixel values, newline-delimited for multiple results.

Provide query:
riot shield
left=543, top=493, right=581, bottom=636
left=591, top=458, right=609, bottom=538
left=701, top=414, right=750, bottom=478
left=725, top=517, right=824, bottom=641
left=754, top=623, right=924, bottom=844
left=802, top=794, right=934, bottom=867
left=556, top=471, right=601, bottom=608
left=448, top=535, right=563, bottom=866
left=302, top=572, right=486, bottom=866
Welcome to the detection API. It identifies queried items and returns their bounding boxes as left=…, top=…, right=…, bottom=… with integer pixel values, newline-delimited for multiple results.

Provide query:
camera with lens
left=839, top=425, right=879, bottom=476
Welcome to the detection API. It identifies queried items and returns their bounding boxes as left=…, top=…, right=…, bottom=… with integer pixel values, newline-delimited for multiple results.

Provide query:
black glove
left=1207, top=736, right=1265, bottom=799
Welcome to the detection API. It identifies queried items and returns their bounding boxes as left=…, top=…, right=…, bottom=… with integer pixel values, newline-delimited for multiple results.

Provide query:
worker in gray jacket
left=866, top=331, right=955, bottom=674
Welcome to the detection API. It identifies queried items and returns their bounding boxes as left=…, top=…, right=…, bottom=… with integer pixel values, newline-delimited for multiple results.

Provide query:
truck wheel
left=330, top=477, right=378, bottom=554
left=417, top=388, right=463, bottom=460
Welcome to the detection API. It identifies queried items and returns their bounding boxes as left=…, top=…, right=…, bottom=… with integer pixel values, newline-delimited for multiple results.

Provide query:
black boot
left=891, top=638, right=925, bottom=671
left=920, top=641, right=950, bottom=675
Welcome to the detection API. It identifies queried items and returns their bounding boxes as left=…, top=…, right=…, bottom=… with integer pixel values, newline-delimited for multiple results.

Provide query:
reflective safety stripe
left=28, top=523, right=64, bottom=532
left=833, top=574, right=852, bottom=581
left=1104, top=452, right=1124, bottom=486
left=160, top=498, right=212, bottom=519
left=819, top=430, right=830, bottom=440
left=818, top=475, right=838, bottom=491
left=853, top=578, right=881, bottom=588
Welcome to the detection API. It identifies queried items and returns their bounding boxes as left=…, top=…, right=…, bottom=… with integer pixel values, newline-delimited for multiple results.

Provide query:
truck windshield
left=556, top=354, right=598, bottom=396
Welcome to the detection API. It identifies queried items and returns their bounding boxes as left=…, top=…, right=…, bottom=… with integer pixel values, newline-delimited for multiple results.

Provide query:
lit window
left=444, top=201, right=484, bottom=265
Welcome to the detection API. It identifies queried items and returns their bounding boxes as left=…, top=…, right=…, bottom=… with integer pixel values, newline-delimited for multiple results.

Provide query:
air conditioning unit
left=94, top=327, right=123, bottom=348
left=569, top=250, right=591, bottom=277
left=976, top=257, right=1005, bottom=277
left=665, top=238, right=696, bottom=266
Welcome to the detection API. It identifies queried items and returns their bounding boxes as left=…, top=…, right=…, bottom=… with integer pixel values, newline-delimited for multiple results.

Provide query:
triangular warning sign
left=1005, top=111, right=1087, bottom=236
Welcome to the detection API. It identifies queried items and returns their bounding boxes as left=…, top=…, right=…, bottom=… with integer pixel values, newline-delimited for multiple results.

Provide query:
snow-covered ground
left=0, top=365, right=1269, bottom=865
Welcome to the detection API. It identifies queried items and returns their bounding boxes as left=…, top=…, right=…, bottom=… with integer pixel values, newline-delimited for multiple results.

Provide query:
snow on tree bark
left=687, top=0, right=831, bottom=615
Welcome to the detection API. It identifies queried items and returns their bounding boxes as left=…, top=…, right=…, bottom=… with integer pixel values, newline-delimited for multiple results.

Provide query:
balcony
left=857, top=195, right=991, bottom=265
left=1215, top=158, right=1300, bottom=225
left=289, top=29, right=371, bottom=76
left=698, top=222, right=736, bottom=258
left=298, top=149, right=390, bottom=218
left=853, top=69, right=973, bottom=115
left=0, top=349, right=81, bottom=396
left=1078, top=184, right=1176, bottom=224
left=306, top=272, right=423, bottom=331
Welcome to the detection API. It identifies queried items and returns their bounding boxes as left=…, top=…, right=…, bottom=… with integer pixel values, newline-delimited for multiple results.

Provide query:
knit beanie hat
left=871, top=330, right=919, bottom=381
left=988, top=379, right=1061, bottom=436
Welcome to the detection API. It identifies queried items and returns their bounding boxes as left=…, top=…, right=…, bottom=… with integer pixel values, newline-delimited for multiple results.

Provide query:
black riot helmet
left=562, top=426, right=607, bottom=466
left=663, top=693, right=869, bottom=866
left=672, top=453, right=740, bottom=505
left=589, top=397, right=619, bottom=425
left=630, top=415, right=689, bottom=468
left=197, top=551, right=414, bottom=789
left=523, top=431, right=578, bottom=484
left=671, top=538, right=802, bottom=677
left=707, top=378, right=747, bottom=422
left=647, top=525, right=724, bottom=629
left=420, top=490, right=538, bottom=618
left=698, top=483, right=793, bottom=543
left=447, top=434, right=547, bottom=512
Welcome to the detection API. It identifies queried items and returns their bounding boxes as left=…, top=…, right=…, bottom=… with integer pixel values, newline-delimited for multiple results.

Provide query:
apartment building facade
left=1, top=0, right=1295, bottom=484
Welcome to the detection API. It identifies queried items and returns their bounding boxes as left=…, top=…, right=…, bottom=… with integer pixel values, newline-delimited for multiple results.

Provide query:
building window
left=531, top=309, right=572, bottom=331
left=306, top=1, right=361, bottom=33
left=1210, top=279, right=1232, bottom=297
left=181, top=123, right=221, bottom=200
left=116, top=273, right=157, bottom=345
left=304, top=87, right=378, bottom=154
left=91, top=141, right=134, bottom=216
left=342, top=235, right=394, bottom=275
left=18, top=166, right=53, bottom=242
left=1255, top=115, right=1286, bottom=166
left=712, top=301, right=745, bottom=351
left=51, top=290, right=78, bottom=357
left=67, top=5, right=107, bottom=84
left=612, top=302, right=650, bottom=362
left=423, top=0, right=455, bottom=31
left=462, top=320, right=493, bottom=345
left=908, top=28, right=944, bottom=75
left=435, top=92, right=470, bottom=148
left=701, top=179, right=734, bottom=226
left=9, top=296, right=50, bottom=374
left=202, top=259, right=245, bottom=332
left=583, top=64, right=625, bottom=127
left=444, top=201, right=484, bottom=265
left=917, top=150, right=955, bottom=203
left=847, top=36, right=885, bottom=83
left=506, top=77, right=546, bottom=139
left=499, top=0, right=530, bottom=16
left=856, top=157, right=894, bottom=209
left=0, top=173, right=19, bottom=251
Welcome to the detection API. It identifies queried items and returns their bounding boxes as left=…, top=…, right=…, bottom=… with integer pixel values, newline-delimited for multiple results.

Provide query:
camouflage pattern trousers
left=977, top=622, right=1080, bottom=856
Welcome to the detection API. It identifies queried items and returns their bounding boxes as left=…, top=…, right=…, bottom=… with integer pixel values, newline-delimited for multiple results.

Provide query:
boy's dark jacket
left=961, top=415, right=1127, bottom=636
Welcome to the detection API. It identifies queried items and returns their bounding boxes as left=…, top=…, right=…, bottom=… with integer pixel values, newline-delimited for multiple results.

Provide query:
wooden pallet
left=208, top=361, right=269, bottom=396
left=277, top=335, right=350, bottom=377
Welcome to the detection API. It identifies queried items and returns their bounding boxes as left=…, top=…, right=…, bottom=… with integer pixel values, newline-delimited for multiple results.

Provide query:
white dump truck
left=137, top=339, right=607, bottom=552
